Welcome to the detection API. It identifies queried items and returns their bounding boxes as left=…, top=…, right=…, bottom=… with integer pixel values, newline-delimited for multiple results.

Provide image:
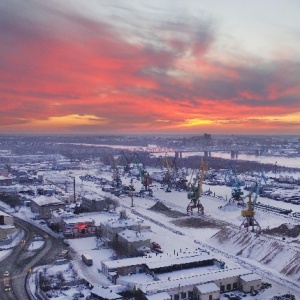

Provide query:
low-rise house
left=31, top=195, right=65, bottom=219
left=81, top=194, right=107, bottom=212
left=117, top=228, right=151, bottom=257
left=100, top=210, right=150, bottom=247
left=50, top=208, right=74, bottom=231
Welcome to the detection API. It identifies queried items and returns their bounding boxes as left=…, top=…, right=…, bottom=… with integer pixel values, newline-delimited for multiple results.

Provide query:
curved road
left=0, top=217, right=66, bottom=300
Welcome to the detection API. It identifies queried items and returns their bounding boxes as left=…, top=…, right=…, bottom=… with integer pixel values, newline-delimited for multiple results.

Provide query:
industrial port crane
left=186, top=159, right=207, bottom=215
left=239, top=172, right=266, bottom=233
left=130, top=153, right=153, bottom=196
left=225, top=165, right=245, bottom=205
left=108, top=154, right=123, bottom=189
left=163, top=153, right=175, bottom=192
left=240, top=194, right=261, bottom=233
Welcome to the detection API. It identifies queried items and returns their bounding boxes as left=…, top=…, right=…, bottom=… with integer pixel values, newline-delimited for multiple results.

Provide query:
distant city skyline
left=1, top=0, right=300, bottom=135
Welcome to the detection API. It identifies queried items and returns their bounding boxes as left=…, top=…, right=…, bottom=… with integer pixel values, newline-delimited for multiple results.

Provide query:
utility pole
left=73, top=177, right=76, bottom=203
left=129, top=183, right=135, bottom=207
left=130, top=192, right=134, bottom=207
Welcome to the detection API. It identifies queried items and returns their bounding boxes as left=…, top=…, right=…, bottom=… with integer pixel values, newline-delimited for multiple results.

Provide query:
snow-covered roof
left=240, top=273, right=262, bottom=282
left=63, top=212, right=117, bottom=225
left=196, top=282, right=219, bottom=293
left=103, top=250, right=213, bottom=270
left=145, top=253, right=212, bottom=270
left=103, top=217, right=141, bottom=228
left=118, top=229, right=150, bottom=242
left=91, top=286, right=122, bottom=299
left=31, top=195, right=64, bottom=206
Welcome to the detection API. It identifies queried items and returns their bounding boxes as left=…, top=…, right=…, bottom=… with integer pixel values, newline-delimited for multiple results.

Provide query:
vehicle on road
left=82, top=253, right=93, bottom=266
left=4, top=271, right=9, bottom=277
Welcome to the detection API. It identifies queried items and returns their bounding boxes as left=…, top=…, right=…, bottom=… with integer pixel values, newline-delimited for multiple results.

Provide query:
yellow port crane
left=240, top=194, right=261, bottom=233
left=240, top=172, right=266, bottom=234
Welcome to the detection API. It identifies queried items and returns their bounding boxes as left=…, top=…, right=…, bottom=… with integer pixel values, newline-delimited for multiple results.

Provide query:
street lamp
left=129, top=184, right=135, bottom=207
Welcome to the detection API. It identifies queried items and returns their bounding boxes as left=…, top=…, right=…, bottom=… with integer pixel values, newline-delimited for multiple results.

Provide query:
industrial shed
left=31, top=195, right=65, bottom=219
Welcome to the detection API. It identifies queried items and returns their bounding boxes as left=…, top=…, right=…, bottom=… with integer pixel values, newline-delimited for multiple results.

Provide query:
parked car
left=4, top=271, right=9, bottom=277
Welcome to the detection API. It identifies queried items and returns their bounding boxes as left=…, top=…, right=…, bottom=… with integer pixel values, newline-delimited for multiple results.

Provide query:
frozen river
left=59, top=142, right=300, bottom=169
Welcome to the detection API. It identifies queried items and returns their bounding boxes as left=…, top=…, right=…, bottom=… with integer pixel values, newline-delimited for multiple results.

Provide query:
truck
left=82, top=253, right=93, bottom=266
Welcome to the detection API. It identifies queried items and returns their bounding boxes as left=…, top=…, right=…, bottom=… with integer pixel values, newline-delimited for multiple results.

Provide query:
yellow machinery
left=240, top=195, right=261, bottom=233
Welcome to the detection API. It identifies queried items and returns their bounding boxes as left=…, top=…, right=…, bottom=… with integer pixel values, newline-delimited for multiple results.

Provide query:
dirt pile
left=262, top=224, right=300, bottom=238
left=148, top=201, right=186, bottom=218
left=171, top=217, right=222, bottom=229
left=149, top=201, right=170, bottom=211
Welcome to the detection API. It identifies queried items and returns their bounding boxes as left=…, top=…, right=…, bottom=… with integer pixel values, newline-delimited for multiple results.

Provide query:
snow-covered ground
left=1, top=163, right=300, bottom=299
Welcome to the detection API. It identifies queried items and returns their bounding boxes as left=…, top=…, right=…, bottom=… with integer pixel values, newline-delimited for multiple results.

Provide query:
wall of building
left=196, top=290, right=220, bottom=300
left=117, top=233, right=151, bottom=257
left=0, top=178, right=13, bottom=186
left=31, top=202, right=65, bottom=219
left=81, top=197, right=106, bottom=212
left=0, top=214, right=14, bottom=225
left=215, top=276, right=239, bottom=293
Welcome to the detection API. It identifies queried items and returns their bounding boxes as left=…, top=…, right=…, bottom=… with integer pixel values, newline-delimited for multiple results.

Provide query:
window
left=181, top=292, right=186, bottom=299
left=188, top=291, right=193, bottom=299
left=226, top=283, right=231, bottom=291
left=233, top=282, right=237, bottom=290
left=174, top=294, right=179, bottom=300
left=220, top=285, right=225, bottom=292
left=209, top=295, right=213, bottom=300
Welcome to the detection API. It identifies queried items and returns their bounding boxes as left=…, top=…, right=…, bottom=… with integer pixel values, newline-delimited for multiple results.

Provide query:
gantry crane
left=130, top=152, right=153, bottom=196
left=225, top=165, right=245, bottom=205
left=186, top=159, right=207, bottom=215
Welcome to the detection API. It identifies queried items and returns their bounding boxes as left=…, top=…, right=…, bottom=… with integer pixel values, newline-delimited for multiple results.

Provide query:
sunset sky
left=1, top=0, right=300, bottom=135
